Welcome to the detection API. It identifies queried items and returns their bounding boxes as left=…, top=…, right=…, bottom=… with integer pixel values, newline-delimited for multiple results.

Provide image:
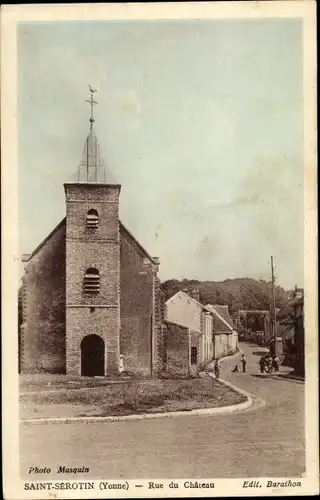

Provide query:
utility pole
left=270, top=256, right=277, bottom=346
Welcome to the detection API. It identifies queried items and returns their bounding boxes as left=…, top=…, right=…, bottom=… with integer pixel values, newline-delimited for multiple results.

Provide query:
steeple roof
left=71, top=86, right=118, bottom=185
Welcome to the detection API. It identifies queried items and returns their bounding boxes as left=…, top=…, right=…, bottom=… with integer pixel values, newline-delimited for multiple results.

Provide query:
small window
left=84, top=268, right=100, bottom=294
left=191, top=347, right=197, bottom=365
left=86, top=209, right=99, bottom=229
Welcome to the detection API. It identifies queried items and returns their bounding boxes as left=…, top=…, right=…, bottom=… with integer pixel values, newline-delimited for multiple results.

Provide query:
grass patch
left=19, top=373, right=138, bottom=392
left=20, top=376, right=246, bottom=419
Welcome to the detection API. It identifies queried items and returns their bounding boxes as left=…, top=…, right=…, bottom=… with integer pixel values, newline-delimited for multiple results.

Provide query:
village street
left=20, top=342, right=305, bottom=479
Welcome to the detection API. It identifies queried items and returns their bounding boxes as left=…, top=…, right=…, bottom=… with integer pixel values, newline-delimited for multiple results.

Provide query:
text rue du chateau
left=25, top=467, right=302, bottom=492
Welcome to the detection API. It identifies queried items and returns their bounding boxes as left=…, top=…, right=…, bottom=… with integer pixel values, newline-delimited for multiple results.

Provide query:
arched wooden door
left=81, top=334, right=105, bottom=376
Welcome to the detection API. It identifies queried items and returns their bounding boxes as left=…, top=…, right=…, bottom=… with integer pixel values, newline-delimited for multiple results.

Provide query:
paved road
left=20, top=343, right=305, bottom=479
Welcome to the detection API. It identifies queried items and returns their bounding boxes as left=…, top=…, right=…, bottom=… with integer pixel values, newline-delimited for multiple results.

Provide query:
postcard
left=1, top=1, right=318, bottom=498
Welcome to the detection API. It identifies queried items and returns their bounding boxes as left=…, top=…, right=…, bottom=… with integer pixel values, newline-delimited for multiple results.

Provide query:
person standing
left=259, top=356, right=265, bottom=373
left=214, top=360, right=220, bottom=379
left=119, top=354, right=124, bottom=374
left=273, top=355, right=280, bottom=372
left=265, top=355, right=273, bottom=373
left=241, top=354, right=247, bottom=373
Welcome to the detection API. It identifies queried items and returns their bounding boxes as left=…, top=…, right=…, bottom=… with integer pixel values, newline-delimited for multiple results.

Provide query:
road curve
left=20, top=343, right=305, bottom=479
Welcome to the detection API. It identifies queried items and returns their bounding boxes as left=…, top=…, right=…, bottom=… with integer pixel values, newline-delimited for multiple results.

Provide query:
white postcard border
left=1, top=2, right=318, bottom=498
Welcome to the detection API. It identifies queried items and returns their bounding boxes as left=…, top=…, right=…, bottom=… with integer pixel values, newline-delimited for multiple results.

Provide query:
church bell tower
left=64, top=87, right=121, bottom=376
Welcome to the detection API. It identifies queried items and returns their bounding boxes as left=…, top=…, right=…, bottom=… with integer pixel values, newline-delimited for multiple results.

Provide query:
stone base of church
left=66, top=306, right=120, bottom=376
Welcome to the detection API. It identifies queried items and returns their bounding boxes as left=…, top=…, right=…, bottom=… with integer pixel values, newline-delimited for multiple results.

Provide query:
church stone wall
left=153, top=274, right=165, bottom=375
left=21, top=223, right=66, bottom=373
left=66, top=240, right=119, bottom=306
left=20, top=180, right=162, bottom=378
left=120, top=228, right=154, bottom=375
left=65, top=183, right=121, bottom=376
left=66, top=307, right=120, bottom=375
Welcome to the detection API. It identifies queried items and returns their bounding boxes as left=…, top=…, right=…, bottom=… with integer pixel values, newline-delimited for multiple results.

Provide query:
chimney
left=21, top=254, right=30, bottom=263
left=190, top=289, right=200, bottom=302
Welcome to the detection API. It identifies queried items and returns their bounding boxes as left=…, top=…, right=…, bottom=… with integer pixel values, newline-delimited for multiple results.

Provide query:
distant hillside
left=161, top=278, right=291, bottom=315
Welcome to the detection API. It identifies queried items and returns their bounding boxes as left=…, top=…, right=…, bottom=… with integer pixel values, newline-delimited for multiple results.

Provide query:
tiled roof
left=205, top=304, right=235, bottom=331
left=212, top=305, right=236, bottom=329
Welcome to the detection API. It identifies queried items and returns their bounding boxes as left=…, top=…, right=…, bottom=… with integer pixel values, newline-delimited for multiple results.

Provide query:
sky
left=18, top=19, right=303, bottom=289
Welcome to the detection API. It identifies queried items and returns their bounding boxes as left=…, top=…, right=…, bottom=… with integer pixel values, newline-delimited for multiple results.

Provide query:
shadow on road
left=250, top=373, right=304, bottom=384
left=252, top=350, right=268, bottom=356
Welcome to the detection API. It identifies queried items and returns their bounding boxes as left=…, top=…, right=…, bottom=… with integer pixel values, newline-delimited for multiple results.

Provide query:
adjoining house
left=205, top=304, right=238, bottom=357
left=276, top=301, right=295, bottom=366
left=277, top=287, right=304, bottom=376
left=163, top=290, right=238, bottom=375
left=162, top=321, right=201, bottom=376
left=292, top=290, right=304, bottom=377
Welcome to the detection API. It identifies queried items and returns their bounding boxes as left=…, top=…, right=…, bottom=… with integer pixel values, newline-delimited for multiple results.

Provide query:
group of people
left=214, top=351, right=280, bottom=378
left=259, top=353, right=280, bottom=373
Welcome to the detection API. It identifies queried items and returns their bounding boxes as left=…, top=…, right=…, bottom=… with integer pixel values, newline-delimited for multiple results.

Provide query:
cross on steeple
left=86, top=85, right=98, bottom=125
left=72, top=87, right=118, bottom=184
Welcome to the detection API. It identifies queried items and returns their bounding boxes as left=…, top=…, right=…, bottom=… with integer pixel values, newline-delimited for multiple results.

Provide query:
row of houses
left=276, top=287, right=304, bottom=377
left=162, top=289, right=238, bottom=376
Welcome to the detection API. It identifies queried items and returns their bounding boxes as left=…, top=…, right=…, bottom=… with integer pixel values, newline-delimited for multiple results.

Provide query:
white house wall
left=214, top=334, right=229, bottom=358
left=165, top=292, right=238, bottom=367
left=165, top=294, right=202, bottom=333
left=229, top=331, right=238, bottom=352
left=205, top=312, right=213, bottom=361
left=165, top=293, right=213, bottom=366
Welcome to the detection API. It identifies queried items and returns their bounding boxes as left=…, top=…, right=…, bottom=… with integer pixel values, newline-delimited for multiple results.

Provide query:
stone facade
left=20, top=186, right=161, bottom=377
left=65, top=182, right=121, bottom=375
left=163, top=321, right=200, bottom=376
left=120, top=224, right=161, bottom=376
left=20, top=221, right=66, bottom=373
left=152, top=271, right=164, bottom=375
left=19, top=112, right=164, bottom=377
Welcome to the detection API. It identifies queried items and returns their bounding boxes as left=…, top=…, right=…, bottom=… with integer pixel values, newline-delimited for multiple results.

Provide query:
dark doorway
left=81, top=334, right=105, bottom=376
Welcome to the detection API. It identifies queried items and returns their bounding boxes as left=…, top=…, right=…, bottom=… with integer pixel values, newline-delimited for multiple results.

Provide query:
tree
left=161, top=277, right=290, bottom=314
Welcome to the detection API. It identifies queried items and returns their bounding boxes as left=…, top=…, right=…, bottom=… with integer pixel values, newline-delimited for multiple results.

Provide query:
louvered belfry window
left=86, top=209, right=99, bottom=229
left=84, top=268, right=100, bottom=294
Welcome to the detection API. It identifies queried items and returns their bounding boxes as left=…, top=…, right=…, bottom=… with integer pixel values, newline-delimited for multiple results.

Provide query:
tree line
left=161, top=277, right=291, bottom=316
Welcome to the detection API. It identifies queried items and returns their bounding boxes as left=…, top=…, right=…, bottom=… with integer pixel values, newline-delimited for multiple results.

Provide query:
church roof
left=23, top=89, right=158, bottom=266
left=22, top=218, right=66, bottom=263
left=70, top=87, right=118, bottom=185
left=120, top=223, right=159, bottom=265
left=23, top=218, right=158, bottom=265
left=71, top=125, right=118, bottom=184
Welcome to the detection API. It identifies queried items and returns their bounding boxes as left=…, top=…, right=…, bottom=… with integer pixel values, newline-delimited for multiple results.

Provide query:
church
left=19, top=90, right=163, bottom=377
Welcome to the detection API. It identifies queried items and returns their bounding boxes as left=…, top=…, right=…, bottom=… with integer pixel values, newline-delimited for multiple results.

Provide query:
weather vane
left=86, top=85, right=98, bottom=124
